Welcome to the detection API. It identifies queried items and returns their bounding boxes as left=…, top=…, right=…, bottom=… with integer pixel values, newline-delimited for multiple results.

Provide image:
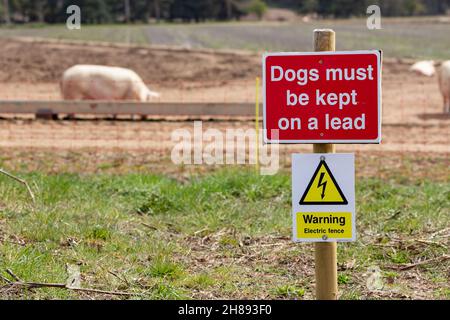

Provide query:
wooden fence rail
left=0, top=101, right=262, bottom=117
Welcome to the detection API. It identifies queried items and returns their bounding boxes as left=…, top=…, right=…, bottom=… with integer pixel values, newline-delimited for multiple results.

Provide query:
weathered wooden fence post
left=313, top=29, right=338, bottom=300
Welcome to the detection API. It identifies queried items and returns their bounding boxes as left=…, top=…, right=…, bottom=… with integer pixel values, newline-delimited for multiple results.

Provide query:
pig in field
left=61, top=65, right=160, bottom=102
left=410, top=60, right=450, bottom=113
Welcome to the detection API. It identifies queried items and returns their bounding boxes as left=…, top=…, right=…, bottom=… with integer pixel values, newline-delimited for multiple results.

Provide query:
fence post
left=313, top=29, right=338, bottom=300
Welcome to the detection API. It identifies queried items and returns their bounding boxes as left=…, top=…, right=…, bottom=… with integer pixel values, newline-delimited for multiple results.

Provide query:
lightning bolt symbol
left=317, top=172, right=327, bottom=199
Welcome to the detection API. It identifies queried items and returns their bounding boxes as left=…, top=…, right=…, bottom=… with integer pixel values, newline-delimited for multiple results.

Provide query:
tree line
left=277, top=0, right=449, bottom=17
left=0, top=0, right=448, bottom=24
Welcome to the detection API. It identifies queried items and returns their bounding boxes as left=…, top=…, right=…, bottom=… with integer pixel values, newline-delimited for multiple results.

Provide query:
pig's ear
left=147, top=92, right=160, bottom=101
left=148, top=91, right=160, bottom=99
left=434, top=61, right=442, bottom=67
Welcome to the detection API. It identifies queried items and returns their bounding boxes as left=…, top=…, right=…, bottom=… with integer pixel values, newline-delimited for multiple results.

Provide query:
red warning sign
left=263, top=51, right=382, bottom=144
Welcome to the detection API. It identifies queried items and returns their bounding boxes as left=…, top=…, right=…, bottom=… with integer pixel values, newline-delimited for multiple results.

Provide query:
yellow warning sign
left=299, top=160, right=347, bottom=205
left=296, top=212, right=352, bottom=239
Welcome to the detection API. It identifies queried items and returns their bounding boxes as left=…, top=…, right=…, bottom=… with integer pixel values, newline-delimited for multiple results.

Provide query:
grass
left=338, top=274, right=350, bottom=285
left=1, top=17, right=449, bottom=59
left=273, top=285, right=305, bottom=299
left=0, top=166, right=448, bottom=299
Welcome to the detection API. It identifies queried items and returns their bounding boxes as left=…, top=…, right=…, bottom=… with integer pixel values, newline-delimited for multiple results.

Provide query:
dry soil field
left=0, top=37, right=448, bottom=158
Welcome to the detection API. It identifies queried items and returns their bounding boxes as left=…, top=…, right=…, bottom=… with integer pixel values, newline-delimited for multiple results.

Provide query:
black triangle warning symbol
left=299, top=160, right=348, bottom=205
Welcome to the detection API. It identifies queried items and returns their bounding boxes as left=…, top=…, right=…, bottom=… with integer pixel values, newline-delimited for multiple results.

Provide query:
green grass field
left=0, top=164, right=448, bottom=299
left=1, top=17, right=449, bottom=59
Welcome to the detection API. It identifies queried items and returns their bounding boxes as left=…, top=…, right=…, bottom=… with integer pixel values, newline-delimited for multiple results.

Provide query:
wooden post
left=313, top=29, right=338, bottom=300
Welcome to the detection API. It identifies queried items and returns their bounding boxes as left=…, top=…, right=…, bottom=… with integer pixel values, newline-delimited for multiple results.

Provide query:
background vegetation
left=0, top=0, right=448, bottom=25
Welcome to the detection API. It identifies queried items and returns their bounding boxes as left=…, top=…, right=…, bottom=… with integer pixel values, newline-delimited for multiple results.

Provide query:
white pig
left=410, top=60, right=450, bottom=113
left=61, top=65, right=160, bottom=101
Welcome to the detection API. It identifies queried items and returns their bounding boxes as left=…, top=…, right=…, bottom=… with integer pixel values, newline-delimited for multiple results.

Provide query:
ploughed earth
left=0, top=37, right=448, bottom=171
